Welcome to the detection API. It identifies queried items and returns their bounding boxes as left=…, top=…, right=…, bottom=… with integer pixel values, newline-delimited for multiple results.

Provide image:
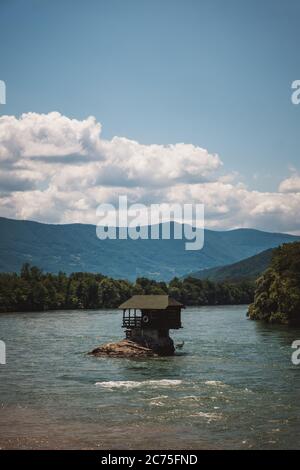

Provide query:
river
left=0, top=305, right=299, bottom=449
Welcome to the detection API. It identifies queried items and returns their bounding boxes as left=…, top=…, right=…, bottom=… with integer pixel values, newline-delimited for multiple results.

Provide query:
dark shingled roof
left=118, top=295, right=184, bottom=310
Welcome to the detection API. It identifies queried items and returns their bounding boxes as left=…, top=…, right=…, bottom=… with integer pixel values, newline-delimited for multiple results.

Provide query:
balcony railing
left=122, top=317, right=142, bottom=328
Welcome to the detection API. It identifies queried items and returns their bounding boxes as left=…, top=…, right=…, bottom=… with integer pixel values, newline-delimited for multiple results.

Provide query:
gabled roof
left=118, top=295, right=184, bottom=310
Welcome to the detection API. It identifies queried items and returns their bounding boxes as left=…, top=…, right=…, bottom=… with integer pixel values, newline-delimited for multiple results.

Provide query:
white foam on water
left=149, top=399, right=165, bottom=407
left=145, top=395, right=169, bottom=400
left=143, top=395, right=169, bottom=407
left=95, top=380, right=140, bottom=389
left=189, top=411, right=222, bottom=421
left=180, top=395, right=201, bottom=402
left=95, top=379, right=182, bottom=389
left=204, top=380, right=226, bottom=387
left=148, top=379, right=182, bottom=387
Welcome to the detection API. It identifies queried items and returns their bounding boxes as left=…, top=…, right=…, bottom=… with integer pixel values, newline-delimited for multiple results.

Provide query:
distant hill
left=0, top=217, right=299, bottom=281
left=189, top=248, right=274, bottom=282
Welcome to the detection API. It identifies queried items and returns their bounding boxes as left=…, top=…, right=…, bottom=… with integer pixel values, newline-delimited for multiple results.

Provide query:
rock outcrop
left=89, top=335, right=175, bottom=358
left=88, top=339, right=156, bottom=358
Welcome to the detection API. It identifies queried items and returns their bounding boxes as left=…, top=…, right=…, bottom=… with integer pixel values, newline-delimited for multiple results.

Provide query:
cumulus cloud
left=0, top=111, right=221, bottom=190
left=279, top=174, right=300, bottom=193
left=163, top=181, right=300, bottom=232
left=0, top=112, right=103, bottom=162
left=0, top=111, right=299, bottom=233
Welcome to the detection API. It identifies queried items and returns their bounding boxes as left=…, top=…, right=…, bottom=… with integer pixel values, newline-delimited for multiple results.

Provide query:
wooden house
left=118, top=295, right=184, bottom=353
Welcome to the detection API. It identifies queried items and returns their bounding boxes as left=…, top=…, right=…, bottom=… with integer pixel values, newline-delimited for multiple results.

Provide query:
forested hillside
left=1, top=216, right=299, bottom=280
left=248, top=242, right=300, bottom=325
left=190, top=248, right=273, bottom=282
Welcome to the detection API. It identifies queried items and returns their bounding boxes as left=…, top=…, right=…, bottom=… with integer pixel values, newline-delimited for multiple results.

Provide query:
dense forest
left=248, top=242, right=300, bottom=325
left=0, top=263, right=255, bottom=313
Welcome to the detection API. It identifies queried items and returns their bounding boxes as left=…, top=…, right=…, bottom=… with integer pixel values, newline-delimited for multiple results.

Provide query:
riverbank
left=0, top=264, right=254, bottom=313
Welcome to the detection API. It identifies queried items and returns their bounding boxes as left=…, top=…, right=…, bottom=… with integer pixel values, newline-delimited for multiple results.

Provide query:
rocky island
left=89, top=294, right=184, bottom=358
left=89, top=337, right=168, bottom=358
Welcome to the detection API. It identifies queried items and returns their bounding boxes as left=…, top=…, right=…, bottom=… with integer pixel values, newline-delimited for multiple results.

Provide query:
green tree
left=248, top=242, right=300, bottom=325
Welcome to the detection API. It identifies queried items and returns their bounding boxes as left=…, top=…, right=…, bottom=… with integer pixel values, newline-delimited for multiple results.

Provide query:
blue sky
left=0, top=0, right=300, bottom=232
left=1, top=0, right=300, bottom=189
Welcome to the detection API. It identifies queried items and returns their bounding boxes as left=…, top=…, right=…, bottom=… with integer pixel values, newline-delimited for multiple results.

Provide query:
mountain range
left=0, top=216, right=299, bottom=281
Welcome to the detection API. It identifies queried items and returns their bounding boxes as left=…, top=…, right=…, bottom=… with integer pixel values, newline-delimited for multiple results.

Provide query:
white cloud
left=279, top=174, right=300, bottom=193
left=0, top=112, right=299, bottom=233
left=163, top=182, right=300, bottom=232
left=0, top=112, right=103, bottom=162
left=0, top=111, right=221, bottom=191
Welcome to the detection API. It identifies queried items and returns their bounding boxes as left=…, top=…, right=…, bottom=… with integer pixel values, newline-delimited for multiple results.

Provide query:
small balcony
left=122, top=315, right=142, bottom=329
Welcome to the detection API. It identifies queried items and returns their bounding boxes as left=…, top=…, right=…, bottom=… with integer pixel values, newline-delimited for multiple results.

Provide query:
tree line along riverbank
left=1, top=242, right=299, bottom=326
left=0, top=263, right=254, bottom=313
